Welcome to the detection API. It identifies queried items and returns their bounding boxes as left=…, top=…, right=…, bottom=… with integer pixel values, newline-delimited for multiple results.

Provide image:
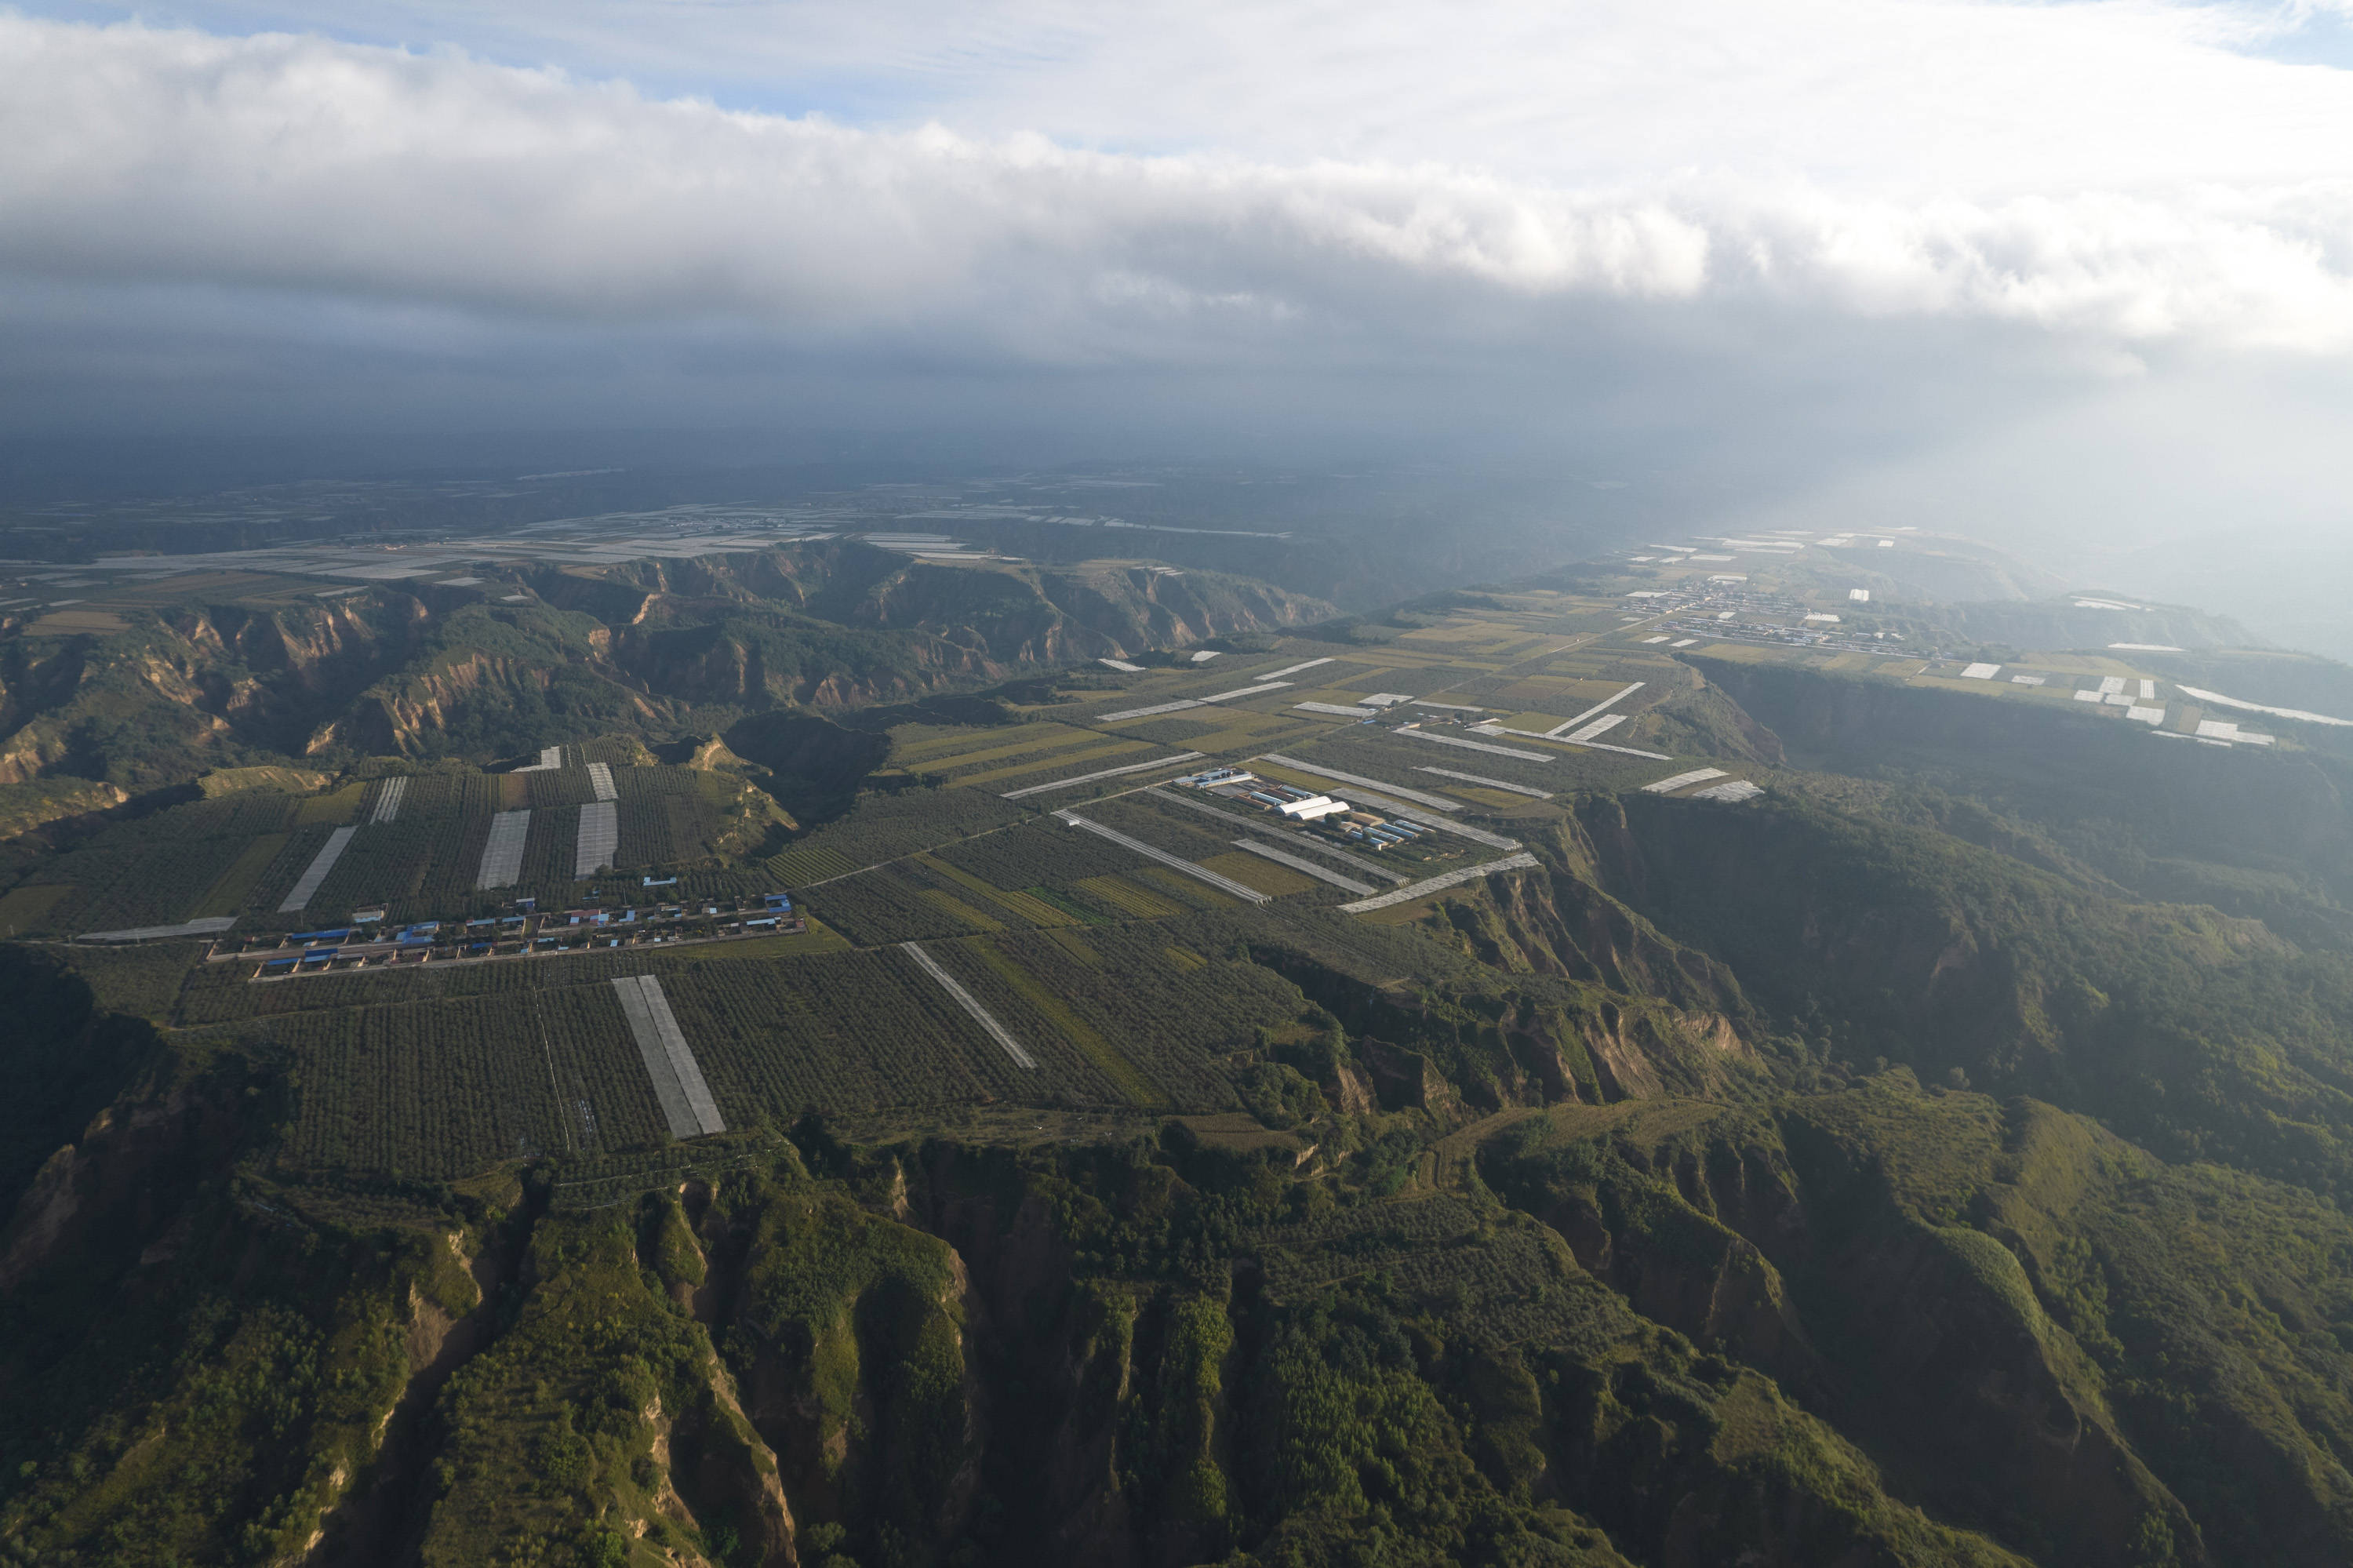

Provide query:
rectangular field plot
left=275, top=970, right=776, bottom=1167
left=520, top=768, right=599, bottom=809
left=475, top=810, right=532, bottom=889
left=926, top=937, right=1159, bottom=1103
left=1057, top=809, right=1270, bottom=904
left=296, top=783, right=368, bottom=826
left=1252, top=657, right=1388, bottom=688
left=900, top=940, right=1038, bottom=1070
left=367, top=776, right=409, bottom=824
left=612, top=974, right=725, bottom=1137
left=174, top=940, right=663, bottom=1028
left=765, top=842, right=866, bottom=884
left=241, top=824, right=355, bottom=915
left=16, top=791, right=304, bottom=935
left=514, top=802, right=609, bottom=893
left=998, top=750, right=1203, bottom=800
left=798, top=864, right=1013, bottom=945
left=1180, top=718, right=1333, bottom=755
left=307, top=809, right=497, bottom=920
left=912, top=844, right=1151, bottom=933
left=1303, top=727, right=1646, bottom=798
left=1198, top=849, right=1319, bottom=898
left=902, top=725, right=1120, bottom=782
left=175, top=830, right=286, bottom=919
left=757, top=787, right=1027, bottom=886
left=267, top=993, right=576, bottom=1175
left=1129, top=863, right=1254, bottom=911
left=1143, top=777, right=1459, bottom=878
left=1230, top=838, right=1375, bottom=895
left=1396, top=618, right=1530, bottom=648
left=612, top=769, right=750, bottom=866
left=983, top=922, right=1300, bottom=1104
left=952, top=740, right=1151, bottom=790
left=1413, top=766, right=1553, bottom=800
left=1253, top=754, right=1464, bottom=809
left=648, top=948, right=1042, bottom=1119
left=575, top=801, right=619, bottom=877
left=911, top=853, right=1083, bottom=926
left=1086, top=793, right=1267, bottom=860
left=1070, top=875, right=1189, bottom=919
left=1339, top=852, right=1542, bottom=915
left=889, top=719, right=1104, bottom=766
left=277, top=827, right=355, bottom=912
left=575, top=737, right=651, bottom=767
left=918, top=813, right=1151, bottom=893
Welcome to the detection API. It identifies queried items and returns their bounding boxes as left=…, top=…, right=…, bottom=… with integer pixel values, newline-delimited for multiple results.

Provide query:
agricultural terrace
left=13, top=586, right=1836, bottom=1182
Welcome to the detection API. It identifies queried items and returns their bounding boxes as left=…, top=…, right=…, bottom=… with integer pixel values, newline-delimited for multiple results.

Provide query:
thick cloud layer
left=5, top=0, right=2353, bottom=629
left=8, top=12, right=2353, bottom=358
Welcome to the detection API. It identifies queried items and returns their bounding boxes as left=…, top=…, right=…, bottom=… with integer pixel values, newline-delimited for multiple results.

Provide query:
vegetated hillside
left=1482, top=1086, right=2353, bottom=1568
left=0, top=1011, right=2030, bottom=1568
left=1694, top=653, right=2353, bottom=945
left=1562, top=785, right=2353, bottom=1199
left=0, top=548, right=1331, bottom=824
left=11, top=546, right=2353, bottom=1566
left=11, top=743, right=2353, bottom=1564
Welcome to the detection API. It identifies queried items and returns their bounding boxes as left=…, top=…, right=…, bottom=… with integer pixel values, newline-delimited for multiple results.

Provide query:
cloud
left=7, top=11, right=2353, bottom=371
left=9, top=2, right=2352, bottom=652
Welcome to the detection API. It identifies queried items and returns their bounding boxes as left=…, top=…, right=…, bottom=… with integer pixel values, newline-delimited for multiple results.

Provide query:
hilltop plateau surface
left=5, top=516, right=2353, bottom=1567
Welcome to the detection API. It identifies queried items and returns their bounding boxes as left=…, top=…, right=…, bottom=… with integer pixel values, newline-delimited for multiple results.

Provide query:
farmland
left=0, top=760, right=806, bottom=939
left=227, top=926, right=1300, bottom=1179
left=121, top=751, right=1417, bottom=1182
left=0, top=588, right=1685, bottom=1189
left=5, top=790, right=304, bottom=934
left=0, top=569, right=2214, bottom=1171
left=23, top=511, right=2353, bottom=1567
left=0, top=579, right=1738, bottom=1198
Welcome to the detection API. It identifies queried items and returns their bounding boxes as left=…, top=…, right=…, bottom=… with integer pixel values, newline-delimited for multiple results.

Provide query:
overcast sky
left=5, top=2, right=2353, bottom=626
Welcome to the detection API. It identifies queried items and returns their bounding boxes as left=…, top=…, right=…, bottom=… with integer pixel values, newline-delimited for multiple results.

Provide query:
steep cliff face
left=1558, top=786, right=2353, bottom=1212
left=0, top=776, right=127, bottom=842
left=918, top=1151, right=1242, bottom=1568
left=0, top=949, right=167, bottom=1232
left=899, top=1141, right=2019, bottom=1568
left=0, top=1037, right=469, bottom=1568
left=1692, top=653, right=2353, bottom=926
left=18, top=1024, right=2353, bottom=1568
left=0, top=598, right=423, bottom=785
left=0, top=556, right=1329, bottom=794
left=606, top=615, right=995, bottom=712
left=714, top=544, right=1339, bottom=663
left=553, top=545, right=1333, bottom=672
left=1478, top=1075, right=2353, bottom=1568
left=710, top=1181, right=982, bottom=1561
left=1439, top=857, right=1750, bottom=1020
left=1235, top=859, right=1760, bottom=1120
left=0, top=1055, right=2056, bottom=1568
left=1028, top=564, right=1333, bottom=660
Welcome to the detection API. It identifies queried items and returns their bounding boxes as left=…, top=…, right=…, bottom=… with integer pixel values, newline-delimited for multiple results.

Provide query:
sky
left=4, top=2, right=2353, bottom=636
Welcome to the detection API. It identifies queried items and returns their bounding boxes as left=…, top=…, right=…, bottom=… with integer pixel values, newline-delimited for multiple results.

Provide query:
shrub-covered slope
left=0, top=548, right=1333, bottom=802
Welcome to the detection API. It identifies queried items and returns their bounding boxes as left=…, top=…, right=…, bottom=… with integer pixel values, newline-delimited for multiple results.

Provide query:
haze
left=5, top=1, right=2353, bottom=649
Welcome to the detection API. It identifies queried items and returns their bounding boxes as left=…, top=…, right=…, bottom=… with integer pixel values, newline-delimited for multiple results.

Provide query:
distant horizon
left=4, top=429, right=2346, bottom=663
left=2, top=7, right=2352, bottom=569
